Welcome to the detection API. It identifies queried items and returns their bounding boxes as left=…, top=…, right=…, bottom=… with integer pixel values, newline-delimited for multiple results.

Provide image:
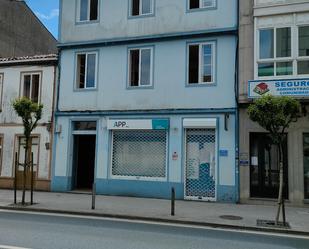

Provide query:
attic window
left=79, top=0, right=98, bottom=22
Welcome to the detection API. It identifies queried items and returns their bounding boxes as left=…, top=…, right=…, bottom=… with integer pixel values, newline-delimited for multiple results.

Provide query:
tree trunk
left=21, top=137, right=31, bottom=205
left=275, top=143, right=284, bottom=224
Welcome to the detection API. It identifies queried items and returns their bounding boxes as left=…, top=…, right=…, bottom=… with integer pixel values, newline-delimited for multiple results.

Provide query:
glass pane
left=77, top=54, right=86, bottom=88
left=140, top=49, right=151, bottom=86
left=80, top=0, right=88, bottom=21
left=299, top=26, right=309, bottom=57
left=31, top=74, right=40, bottom=102
left=190, top=0, right=199, bottom=9
left=130, top=50, right=139, bottom=86
left=23, top=75, right=31, bottom=98
left=86, top=53, right=96, bottom=88
left=276, top=62, right=293, bottom=76
left=202, top=44, right=212, bottom=82
left=303, top=134, right=309, bottom=199
left=202, top=0, right=214, bottom=7
left=74, top=121, right=97, bottom=131
left=188, top=45, right=199, bottom=84
left=90, top=0, right=98, bottom=20
left=141, top=0, right=151, bottom=14
left=131, top=0, right=140, bottom=16
left=260, top=29, right=274, bottom=59
left=258, top=63, right=274, bottom=77
left=276, top=27, right=291, bottom=58
left=298, top=61, right=309, bottom=75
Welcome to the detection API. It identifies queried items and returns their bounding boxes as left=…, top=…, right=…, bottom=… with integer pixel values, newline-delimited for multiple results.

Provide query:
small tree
left=12, top=97, right=43, bottom=205
left=248, top=95, right=300, bottom=225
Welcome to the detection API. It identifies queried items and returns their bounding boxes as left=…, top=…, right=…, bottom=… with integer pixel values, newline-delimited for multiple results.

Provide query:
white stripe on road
left=0, top=209, right=309, bottom=240
left=0, top=246, right=32, bottom=249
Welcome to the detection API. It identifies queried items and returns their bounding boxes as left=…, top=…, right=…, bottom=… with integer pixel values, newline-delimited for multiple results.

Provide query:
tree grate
left=257, top=219, right=290, bottom=229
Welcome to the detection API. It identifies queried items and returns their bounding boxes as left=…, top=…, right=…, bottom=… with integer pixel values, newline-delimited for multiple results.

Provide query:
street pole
left=30, top=152, right=34, bottom=205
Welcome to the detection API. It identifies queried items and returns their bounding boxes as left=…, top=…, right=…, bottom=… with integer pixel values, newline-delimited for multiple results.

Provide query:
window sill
left=186, top=82, right=216, bottom=87
left=75, top=20, right=99, bottom=25
left=128, top=13, right=155, bottom=19
left=186, top=6, right=217, bottom=13
left=74, top=88, right=97, bottom=92
left=127, top=85, right=154, bottom=90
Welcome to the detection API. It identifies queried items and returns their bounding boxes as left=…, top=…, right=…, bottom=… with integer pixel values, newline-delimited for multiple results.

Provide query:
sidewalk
left=0, top=189, right=309, bottom=235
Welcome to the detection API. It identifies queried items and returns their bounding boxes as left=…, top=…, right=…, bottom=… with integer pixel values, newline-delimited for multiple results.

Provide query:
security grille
left=185, top=129, right=216, bottom=200
left=111, top=130, right=167, bottom=179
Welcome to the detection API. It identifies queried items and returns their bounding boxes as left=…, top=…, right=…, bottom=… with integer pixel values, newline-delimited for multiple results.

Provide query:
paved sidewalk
left=0, top=189, right=309, bottom=235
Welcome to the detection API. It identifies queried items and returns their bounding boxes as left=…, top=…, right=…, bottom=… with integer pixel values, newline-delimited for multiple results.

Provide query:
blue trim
left=217, top=185, right=236, bottom=203
left=57, top=27, right=238, bottom=49
left=186, top=0, right=218, bottom=13
left=185, top=39, right=217, bottom=87
left=127, top=0, right=156, bottom=19
left=126, top=45, right=155, bottom=90
left=216, top=117, right=220, bottom=200
left=73, top=49, right=100, bottom=92
left=74, top=0, right=101, bottom=25
left=55, top=108, right=237, bottom=117
left=52, top=176, right=72, bottom=192
left=95, top=179, right=183, bottom=199
left=51, top=115, right=59, bottom=191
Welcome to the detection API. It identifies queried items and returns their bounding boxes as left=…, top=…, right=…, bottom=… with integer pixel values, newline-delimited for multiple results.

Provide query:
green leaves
left=248, top=95, right=300, bottom=144
left=12, top=97, right=43, bottom=137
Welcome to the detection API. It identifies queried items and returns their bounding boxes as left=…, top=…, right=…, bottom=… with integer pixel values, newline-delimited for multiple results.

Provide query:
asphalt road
left=0, top=210, right=308, bottom=249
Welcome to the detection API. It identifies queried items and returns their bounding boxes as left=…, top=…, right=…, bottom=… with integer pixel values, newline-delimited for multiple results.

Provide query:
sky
left=25, top=0, right=59, bottom=39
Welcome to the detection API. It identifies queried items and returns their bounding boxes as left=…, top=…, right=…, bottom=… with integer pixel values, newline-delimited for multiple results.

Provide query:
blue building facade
left=52, top=0, right=239, bottom=202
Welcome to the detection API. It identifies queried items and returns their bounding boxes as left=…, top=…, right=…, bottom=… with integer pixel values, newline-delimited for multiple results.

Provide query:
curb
left=1, top=205, right=309, bottom=237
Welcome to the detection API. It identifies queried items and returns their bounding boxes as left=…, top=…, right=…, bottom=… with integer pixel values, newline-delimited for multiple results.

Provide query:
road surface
left=0, top=210, right=308, bottom=249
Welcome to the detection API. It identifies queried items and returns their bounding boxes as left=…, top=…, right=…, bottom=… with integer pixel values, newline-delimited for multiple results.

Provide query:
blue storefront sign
left=248, top=78, right=309, bottom=98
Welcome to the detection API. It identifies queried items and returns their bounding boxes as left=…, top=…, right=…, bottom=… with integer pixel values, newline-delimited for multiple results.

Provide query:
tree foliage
left=248, top=95, right=300, bottom=144
left=13, top=97, right=43, bottom=137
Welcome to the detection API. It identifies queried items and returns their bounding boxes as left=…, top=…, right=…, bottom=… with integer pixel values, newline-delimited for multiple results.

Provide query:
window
left=73, top=121, right=97, bottom=131
left=298, top=26, right=309, bottom=75
left=0, top=74, right=3, bottom=109
left=0, top=136, right=3, bottom=176
left=189, top=0, right=216, bottom=10
left=78, top=0, right=98, bottom=22
left=21, top=73, right=41, bottom=103
left=188, top=42, right=215, bottom=84
left=257, top=25, right=309, bottom=78
left=128, top=47, right=153, bottom=87
left=111, top=130, right=167, bottom=179
left=130, top=0, right=153, bottom=16
left=76, top=52, right=97, bottom=89
left=303, top=134, right=309, bottom=199
left=17, top=137, right=39, bottom=173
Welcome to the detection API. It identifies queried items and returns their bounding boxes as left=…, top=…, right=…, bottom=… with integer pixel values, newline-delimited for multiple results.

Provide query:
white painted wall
left=0, top=65, right=56, bottom=180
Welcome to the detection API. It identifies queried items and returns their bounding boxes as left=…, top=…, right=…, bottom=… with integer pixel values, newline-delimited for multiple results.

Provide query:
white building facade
left=52, top=0, right=239, bottom=202
left=0, top=55, right=57, bottom=190
left=239, top=0, right=309, bottom=205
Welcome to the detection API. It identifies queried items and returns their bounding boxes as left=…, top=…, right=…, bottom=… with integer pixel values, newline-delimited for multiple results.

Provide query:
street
left=0, top=210, right=308, bottom=249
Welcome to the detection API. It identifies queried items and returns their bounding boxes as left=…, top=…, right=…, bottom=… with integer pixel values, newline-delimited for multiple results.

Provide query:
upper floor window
left=130, top=0, right=154, bottom=17
left=257, top=25, right=309, bottom=77
left=189, top=0, right=216, bottom=10
left=0, top=74, right=3, bottom=109
left=21, top=72, right=41, bottom=103
left=76, top=52, right=98, bottom=89
left=188, top=42, right=215, bottom=85
left=128, top=47, right=153, bottom=87
left=78, top=0, right=98, bottom=22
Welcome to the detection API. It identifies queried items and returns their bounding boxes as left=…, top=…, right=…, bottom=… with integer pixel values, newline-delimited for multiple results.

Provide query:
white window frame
left=76, top=0, right=99, bottom=22
left=109, top=130, right=168, bottom=181
left=20, top=72, right=42, bottom=103
left=188, top=0, right=216, bottom=10
left=75, top=51, right=98, bottom=90
left=128, top=47, right=153, bottom=88
left=255, top=19, right=309, bottom=80
left=187, top=41, right=216, bottom=85
left=130, top=0, right=154, bottom=17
